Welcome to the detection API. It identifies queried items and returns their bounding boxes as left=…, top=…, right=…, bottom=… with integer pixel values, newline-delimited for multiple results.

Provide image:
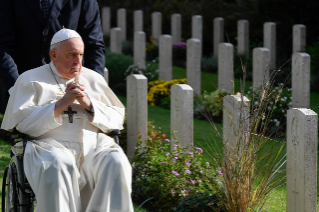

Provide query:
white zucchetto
left=50, top=28, right=82, bottom=45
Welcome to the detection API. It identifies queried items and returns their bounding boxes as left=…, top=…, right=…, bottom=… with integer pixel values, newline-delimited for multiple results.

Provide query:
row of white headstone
left=126, top=75, right=317, bottom=211
left=102, top=7, right=306, bottom=59
left=110, top=25, right=310, bottom=110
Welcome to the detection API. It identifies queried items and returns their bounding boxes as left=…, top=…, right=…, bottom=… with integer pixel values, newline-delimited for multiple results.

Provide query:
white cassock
left=1, top=62, right=134, bottom=212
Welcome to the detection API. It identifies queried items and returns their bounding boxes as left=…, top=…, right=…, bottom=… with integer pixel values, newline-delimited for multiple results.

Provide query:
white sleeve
left=16, top=103, right=62, bottom=137
left=88, top=99, right=124, bottom=133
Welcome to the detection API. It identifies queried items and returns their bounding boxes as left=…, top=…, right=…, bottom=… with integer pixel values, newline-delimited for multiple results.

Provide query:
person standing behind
left=0, top=0, right=106, bottom=113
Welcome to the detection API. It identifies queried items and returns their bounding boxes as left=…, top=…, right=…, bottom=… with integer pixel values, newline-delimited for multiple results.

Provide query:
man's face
left=50, top=38, right=84, bottom=79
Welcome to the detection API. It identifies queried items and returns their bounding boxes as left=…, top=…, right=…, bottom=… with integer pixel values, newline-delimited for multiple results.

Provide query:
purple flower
left=165, top=139, right=170, bottom=142
left=206, top=162, right=210, bottom=165
left=173, top=207, right=177, bottom=210
left=174, top=144, right=178, bottom=147
left=174, top=157, right=178, bottom=160
left=195, top=151, right=198, bottom=154
left=176, top=184, right=179, bottom=187
left=198, top=180, right=202, bottom=183
left=218, top=181, right=223, bottom=186
left=161, top=161, right=167, bottom=164
left=172, top=171, right=180, bottom=176
left=218, top=171, right=223, bottom=176
left=213, top=158, right=216, bottom=161
left=188, top=152, right=193, bottom=155
left=186, top=163, right=191, bottom=167
left=190, top=179, right=195, bottom=184
left=166, top=152, right=170, bottom=156
left=196, top=147, right=203, bottom=153
left=185, top=169, right=191, bottom=174
left=200, top=171, right=203, bottom=174
left=173, top=42, right=187, bottom=49
left=171, top=190, right=176, bottom=193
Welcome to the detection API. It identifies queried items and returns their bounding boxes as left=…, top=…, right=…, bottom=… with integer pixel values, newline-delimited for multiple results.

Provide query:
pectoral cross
left=64, top=106, right=77, bottom=123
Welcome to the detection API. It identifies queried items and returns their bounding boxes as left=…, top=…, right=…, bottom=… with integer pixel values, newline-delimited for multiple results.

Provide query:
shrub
left=132, top=130, right=222, bottom=211
left=306, top=40, right=319, bottom=93
left=122, top=40, right=133, bottom=56
left=173, top=42, right=187, bottom=68
left=105, top=52, right=134, bottom=95
left=125, top=62, right=159, bottom=82
left=146, top=37, right=159, bottom=61
left=246, top=84, right=292, bottom=138
left=194, top=89, right=231, bottom=122
left=201, top=55, right=218, bottom=73
left=147, top=79, right=187, bottom=108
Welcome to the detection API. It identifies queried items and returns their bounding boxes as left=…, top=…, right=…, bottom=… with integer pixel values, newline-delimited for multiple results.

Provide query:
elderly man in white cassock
left=1, top=29, right=134, bottom=212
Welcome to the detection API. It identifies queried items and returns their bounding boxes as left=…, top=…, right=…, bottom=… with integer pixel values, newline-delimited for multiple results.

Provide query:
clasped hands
left=54, top=81, right=92, bottom=118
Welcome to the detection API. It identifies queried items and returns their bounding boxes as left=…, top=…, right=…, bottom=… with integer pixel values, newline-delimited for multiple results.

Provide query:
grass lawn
left=0, top=64, right=319, bottom=211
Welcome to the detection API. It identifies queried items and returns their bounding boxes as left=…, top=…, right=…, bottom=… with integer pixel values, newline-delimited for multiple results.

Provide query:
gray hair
left=50, top=42, right=62, bottom=52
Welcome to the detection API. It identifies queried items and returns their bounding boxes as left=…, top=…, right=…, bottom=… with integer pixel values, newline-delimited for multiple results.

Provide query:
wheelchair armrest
left=107, top=130, right=121, bottom=136
left=107, top=130, right=121, bottom=145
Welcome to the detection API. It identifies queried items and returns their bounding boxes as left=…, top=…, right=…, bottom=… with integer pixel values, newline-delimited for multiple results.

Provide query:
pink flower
left=185, top=169, right=191, bottom=174
left=190, top=179, right=195, bottom=184
left=213, top=158, right=216, bottom=161
left=206, top=162, right=210, bottom=165
left=174, top=157, right=178, bottom=160
left=161, top=161, right=167, bottom=164
left=174, top=144, right=178, bottom=147
left=198, top=180, right=202, bottom=183
left=171, top=171, right=180, bottom=176
left=196, top=147, right=203, bottom=153
left=173, top=207, right=177, bottom=210
left=200, top=171, right=203, bottom=174
left=218, top=171, right=223, bottom=176
left=166, top=152, right=170, bottom=156
left=186, top=163, right=191, bottom=167
left=165, top=139, right=170, bottom=142
left=218, top=181, right=223, bottom=186
left=171, top=190, right=176, bottom=193
left=188, top=152, right=193, bottom=155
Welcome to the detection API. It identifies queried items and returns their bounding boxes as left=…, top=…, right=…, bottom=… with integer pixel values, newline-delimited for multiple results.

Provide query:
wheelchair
left=1, top=128, right=121, bottom=212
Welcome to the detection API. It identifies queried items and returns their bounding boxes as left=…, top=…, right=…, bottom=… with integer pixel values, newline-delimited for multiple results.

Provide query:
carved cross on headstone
left=64, top=106, right=77, bottom=123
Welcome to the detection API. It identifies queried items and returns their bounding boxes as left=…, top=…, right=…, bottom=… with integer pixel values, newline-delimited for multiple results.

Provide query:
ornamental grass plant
left=204, top=64, right=289, bottom=211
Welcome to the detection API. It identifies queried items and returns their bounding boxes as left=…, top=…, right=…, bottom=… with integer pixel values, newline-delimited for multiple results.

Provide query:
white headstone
left=152, top=12, right=162, bottom=44
left=171, top=14, right=182, bottom=44
left=104, top=67, right=109, bottom=84
left=134, top=31, right=146, bottom=69
left=192, top=15, right=203, bottom=41
left=213, top=17, right=224, bottom=57
left=218, top=43, right=233, bottom=93
left=117, top=8, right=126, bottom=41
left=237, top=20, right=249, bottom=57
left=287, top=108, right=317, bottom=212
left=110, top=28, right=122, bottom=54
left=134, top=10, right=143, bottom=32
left=223, top=95, right=250, bottom=150
left=127, top=74, right=148, bottom=160
left=102, top=7, right=111, bottom=35
left=171, top=84, right=193, bottom=150
left=293, top=24, right=306, bottom=54
left=253, top=48, right=270, bottom=89
left=292, top=53, right=310, bottom=108
left=187, top=38, right=201, bottom=96
left=159, top=35, right=172, bottom=81
left=263, top=22, right=276, bottom=70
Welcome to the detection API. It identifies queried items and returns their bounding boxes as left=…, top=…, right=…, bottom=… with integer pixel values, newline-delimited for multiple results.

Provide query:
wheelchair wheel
left=2, top=165, right=19, bottom=212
